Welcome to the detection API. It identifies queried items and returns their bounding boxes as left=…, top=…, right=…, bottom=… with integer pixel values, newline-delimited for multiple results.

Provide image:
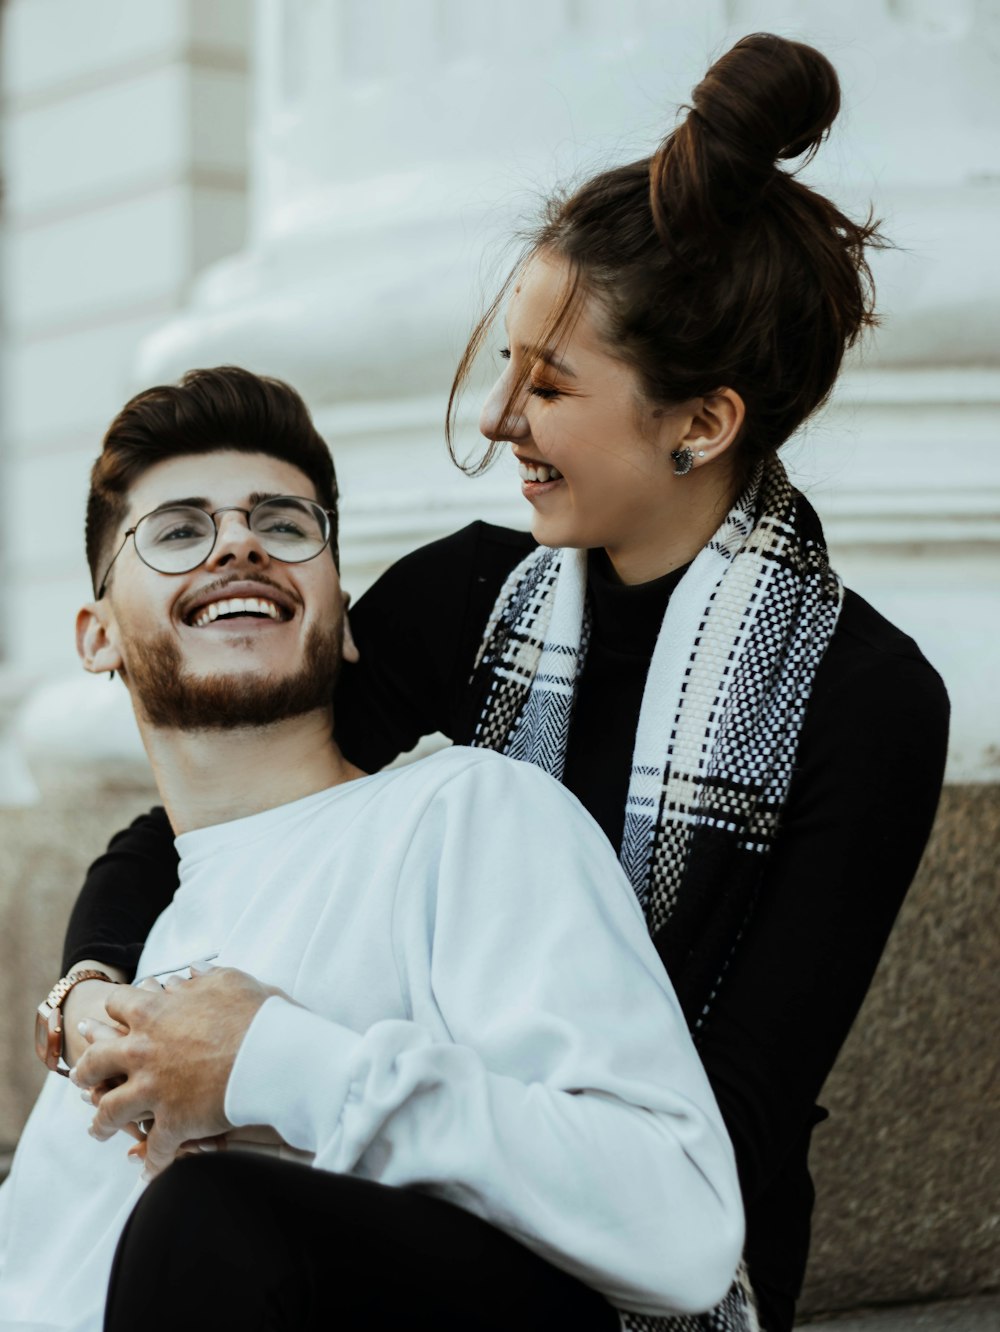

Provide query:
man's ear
left=76, top=602, right=124, bottom=676
left=342, top=593, right=359, bottom=665
left=677, top=387, right=746, bottom=467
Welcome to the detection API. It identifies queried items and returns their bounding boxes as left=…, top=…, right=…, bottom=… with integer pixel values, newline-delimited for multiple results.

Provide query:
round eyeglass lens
left=135, top=506, right=217, bottom=574
left=250, top=497, right=329, bottom=562
left=133, top=497, right=331, bottom=575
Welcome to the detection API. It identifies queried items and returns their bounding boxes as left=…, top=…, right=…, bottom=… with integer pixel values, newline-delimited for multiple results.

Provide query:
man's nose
left=204, top=511, right=271, bottom=570
left=479, top=371, right=529, bottom=442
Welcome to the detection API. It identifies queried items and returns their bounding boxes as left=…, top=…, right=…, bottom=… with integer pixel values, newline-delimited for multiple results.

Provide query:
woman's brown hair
left=447, top=33, right=885, bottom=491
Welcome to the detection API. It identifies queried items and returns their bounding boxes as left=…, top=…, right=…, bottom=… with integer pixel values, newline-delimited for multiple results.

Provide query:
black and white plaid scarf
left=470, top=457, right=843, bottom=1331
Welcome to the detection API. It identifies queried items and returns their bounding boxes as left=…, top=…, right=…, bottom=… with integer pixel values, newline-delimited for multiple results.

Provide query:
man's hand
left=72, top=965, right=283, bottom=1178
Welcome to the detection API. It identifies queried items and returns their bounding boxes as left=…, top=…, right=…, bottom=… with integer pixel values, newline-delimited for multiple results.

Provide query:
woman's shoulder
left=808, top=587, right=950, bottom=753
left=350, top=521, right=536, bottom=645
left=382, top=520, right=536, bottom=588
left=828, top=589, right=947, bottom=698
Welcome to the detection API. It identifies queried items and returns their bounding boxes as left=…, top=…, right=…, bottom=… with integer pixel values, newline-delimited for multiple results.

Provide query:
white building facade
left=2, top=0, right=997, bottom=790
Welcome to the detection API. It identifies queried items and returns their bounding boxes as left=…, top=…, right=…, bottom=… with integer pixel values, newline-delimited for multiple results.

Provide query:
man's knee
left=123, top=1152, right=273, bottom=1260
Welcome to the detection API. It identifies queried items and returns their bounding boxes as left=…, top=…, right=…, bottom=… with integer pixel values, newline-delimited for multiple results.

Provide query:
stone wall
left=800, top=783, right=1000, bottom=1313
left=1, top=771, right=996, bottom=1314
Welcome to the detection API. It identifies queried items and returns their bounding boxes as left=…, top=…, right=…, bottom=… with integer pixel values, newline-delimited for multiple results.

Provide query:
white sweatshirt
left=0, top=747, right=742, bottom=1330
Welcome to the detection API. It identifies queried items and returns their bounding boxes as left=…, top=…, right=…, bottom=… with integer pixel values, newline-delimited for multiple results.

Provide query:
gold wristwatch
left=35, top=969, right=112, bottom=1075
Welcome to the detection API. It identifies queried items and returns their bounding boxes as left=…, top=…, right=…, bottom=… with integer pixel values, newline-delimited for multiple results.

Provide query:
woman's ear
left=76, top=603, right=124, bottom=676
left=679, top=388, right=746, bottom=467
left=341, top=594, right=359, bottom=665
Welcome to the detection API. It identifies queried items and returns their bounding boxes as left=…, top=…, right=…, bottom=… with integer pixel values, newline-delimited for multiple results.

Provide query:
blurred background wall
left=1, top=0, right=997, bottom=1318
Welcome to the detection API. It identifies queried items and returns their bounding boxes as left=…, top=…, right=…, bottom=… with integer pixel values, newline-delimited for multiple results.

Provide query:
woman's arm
left=62, top=967, right=128, bottom=1066
left=335, top=521, right=534, bottom=769
left=61, top=807, right=178, bottom=979
left=691, top=599, right=949, bottom=1285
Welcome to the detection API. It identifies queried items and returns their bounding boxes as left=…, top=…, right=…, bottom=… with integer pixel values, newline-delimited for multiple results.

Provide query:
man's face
left=84, top=450, right=348, bottom=730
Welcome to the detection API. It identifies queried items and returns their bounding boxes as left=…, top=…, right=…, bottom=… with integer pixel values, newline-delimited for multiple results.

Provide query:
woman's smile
left=480, top=252, right=736, bottom=583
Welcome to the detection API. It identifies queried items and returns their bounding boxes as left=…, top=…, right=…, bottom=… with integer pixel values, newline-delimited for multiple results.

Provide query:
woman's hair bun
left=652, top=33, right=841, bottom=238
left=694, top=33, right=840, bottom=167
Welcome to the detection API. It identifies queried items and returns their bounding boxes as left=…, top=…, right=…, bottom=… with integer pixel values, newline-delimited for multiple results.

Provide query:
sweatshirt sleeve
left=225, top=754, right=744, bottom=1316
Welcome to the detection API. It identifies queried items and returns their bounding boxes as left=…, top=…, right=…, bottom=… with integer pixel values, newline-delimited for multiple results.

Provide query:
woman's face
left=479, top=252, right=700, bottom=582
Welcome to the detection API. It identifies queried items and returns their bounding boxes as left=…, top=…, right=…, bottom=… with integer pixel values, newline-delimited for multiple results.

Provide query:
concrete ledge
left=801, top=783, right=999, bottom=1313
left=797, top=1294, right=1000, bottom=1330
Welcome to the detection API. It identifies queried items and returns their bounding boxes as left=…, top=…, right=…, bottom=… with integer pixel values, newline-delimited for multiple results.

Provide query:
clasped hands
left=69, top=964, right=282, bottom=1179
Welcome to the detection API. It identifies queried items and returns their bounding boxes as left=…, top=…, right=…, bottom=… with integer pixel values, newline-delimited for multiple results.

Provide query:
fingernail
left=68, top=1068, right=78, bottom=1085
left=77, top=1020, right=90, bottom=1037
left=79, top=1091, right=92, bottom=1104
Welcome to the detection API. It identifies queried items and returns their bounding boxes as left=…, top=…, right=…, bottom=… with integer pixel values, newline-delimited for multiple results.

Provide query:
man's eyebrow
left=144, top=492, right=294, bottom=515
left=518, top=344, right=577, bottom=379
left=146, top=496, right=210, bottom=514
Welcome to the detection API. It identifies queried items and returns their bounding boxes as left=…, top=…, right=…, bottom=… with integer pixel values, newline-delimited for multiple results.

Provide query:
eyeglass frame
left=96, top=495, right=337, bottom=600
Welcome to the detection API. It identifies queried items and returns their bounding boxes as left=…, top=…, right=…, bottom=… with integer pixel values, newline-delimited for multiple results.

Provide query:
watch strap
left=37, top=968, right=114, bottom=1075
left=44, top=968, right=113, bottom=1013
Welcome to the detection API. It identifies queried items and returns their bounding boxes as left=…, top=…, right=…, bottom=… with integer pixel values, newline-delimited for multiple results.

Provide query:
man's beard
left=122, top=620, right=342, bottom=731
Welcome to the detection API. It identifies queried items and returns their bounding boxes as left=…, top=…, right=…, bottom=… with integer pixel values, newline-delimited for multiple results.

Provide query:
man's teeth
left=192, top=597, right=284, bottom=628
left=518, top=463, right=564, bottom=483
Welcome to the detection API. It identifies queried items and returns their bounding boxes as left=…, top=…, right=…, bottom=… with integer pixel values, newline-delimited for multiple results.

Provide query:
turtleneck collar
left=585, top=548, right=690, bottom=658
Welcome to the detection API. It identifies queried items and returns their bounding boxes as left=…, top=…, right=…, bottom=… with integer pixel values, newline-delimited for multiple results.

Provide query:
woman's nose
left=479, top=372, right=529, bottom=442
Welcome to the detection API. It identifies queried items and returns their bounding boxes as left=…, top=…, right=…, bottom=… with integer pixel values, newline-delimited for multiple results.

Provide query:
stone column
left=0, top=0, right=252, bottom=789
left=0, top=0, right=251, bottom=1137
left=131, top=0, right=734, bottom=589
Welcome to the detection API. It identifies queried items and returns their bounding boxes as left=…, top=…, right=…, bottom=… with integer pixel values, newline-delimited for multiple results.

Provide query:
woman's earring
left=670, top=447, right=694, bottom=476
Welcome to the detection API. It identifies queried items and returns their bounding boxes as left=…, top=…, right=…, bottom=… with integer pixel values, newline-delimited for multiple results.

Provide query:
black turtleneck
left=562, top=549, right=687, bottom=852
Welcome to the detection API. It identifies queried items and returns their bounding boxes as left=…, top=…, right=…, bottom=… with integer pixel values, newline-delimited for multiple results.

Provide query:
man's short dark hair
left=86, top=366, right=339, bottom=592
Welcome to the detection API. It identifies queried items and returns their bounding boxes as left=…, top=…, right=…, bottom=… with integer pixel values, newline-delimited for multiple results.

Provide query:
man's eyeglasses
left=96, top=496, right=335, bottom=599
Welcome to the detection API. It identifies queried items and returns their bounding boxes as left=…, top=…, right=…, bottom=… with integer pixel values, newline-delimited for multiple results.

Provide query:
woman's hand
left=61, top=961, right=127, bottom=1067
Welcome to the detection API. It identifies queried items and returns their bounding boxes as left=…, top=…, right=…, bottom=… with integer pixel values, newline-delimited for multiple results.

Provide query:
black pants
left=104, top=1152, right=621, bottom=1331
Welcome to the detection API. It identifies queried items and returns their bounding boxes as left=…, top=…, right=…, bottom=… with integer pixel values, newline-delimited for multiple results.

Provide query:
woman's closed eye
left=498, top=346, right=564, bottom=400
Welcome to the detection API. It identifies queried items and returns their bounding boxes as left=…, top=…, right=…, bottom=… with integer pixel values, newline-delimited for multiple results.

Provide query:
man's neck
left=140, top=709, right=364, bottom=834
